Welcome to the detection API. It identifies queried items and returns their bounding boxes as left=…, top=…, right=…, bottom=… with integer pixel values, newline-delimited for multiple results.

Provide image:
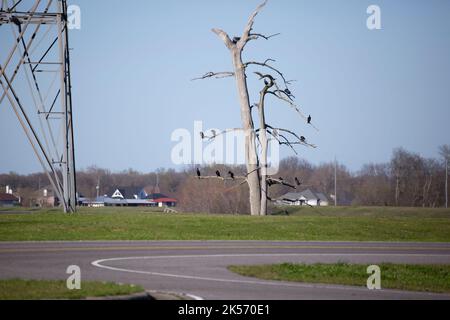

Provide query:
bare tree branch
left=238, top=0, right=269, bottom=50
left=248, top=32, right=281, bottom=41
left=308, top=121, right=320, bottom=132
left=224, top=179, right=249, bottom=193
left=212, top=28, right=234, bottom=49
left=273, top=89, right=294, bottom=101
left=245, top=60, right=292, bottom=88
left=265, top=125, right=302, bottom=142
left=200, top=128, right=245, bottom=141
left=265, top=129, right=299, bottom=155
left=198, top=176, right=247, bottom=181
left=246, top=166, right=261, bottom=177
left=285, top=141, right=318, bottom=148
left=192, top=71, right=235, bottom=81
left=267, top=177, right=296, bottom=189
left=266, top=91, right=308, bottom=121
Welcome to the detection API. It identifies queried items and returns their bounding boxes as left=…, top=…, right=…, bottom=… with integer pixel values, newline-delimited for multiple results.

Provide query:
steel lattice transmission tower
left=0, top=0, right=76, bottom=212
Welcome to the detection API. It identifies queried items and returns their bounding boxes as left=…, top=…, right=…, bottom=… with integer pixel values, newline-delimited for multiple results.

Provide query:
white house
left=277, top=189, right=329, bottom=207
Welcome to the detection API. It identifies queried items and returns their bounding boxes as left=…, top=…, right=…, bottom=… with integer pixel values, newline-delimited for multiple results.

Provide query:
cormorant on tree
left=228, top=171, right=235, bottom=180
left=200, top=132, right=205, bottom=139
left=300, top=136, right=306, bottom=142
left=232, top=37, right=241, bottom=44
left=307, top=115, right=312, bottom=124
left=264, top=79, right=269, bottom=86
left=285, top=88, right=291, bottom=95
left=295, top=177, right=301, bottom=186
left=196, top=168, right=201, bottom=179
left=216, top=170, right=221, bottom=178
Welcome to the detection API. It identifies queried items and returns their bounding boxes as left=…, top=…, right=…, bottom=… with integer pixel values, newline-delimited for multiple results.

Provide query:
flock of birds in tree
left=196, top=27, right=317, bottom=193
left=195, top=168, right=303, bottom=190
left=199, top=115, right=313, bottom=144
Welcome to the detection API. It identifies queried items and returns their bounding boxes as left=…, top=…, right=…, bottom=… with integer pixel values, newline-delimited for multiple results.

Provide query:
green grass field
left=0, top=206, right=449, bottom=242
left=228, top=263, right=450, bottom=293
left=0, top=279, right=144, bottom=300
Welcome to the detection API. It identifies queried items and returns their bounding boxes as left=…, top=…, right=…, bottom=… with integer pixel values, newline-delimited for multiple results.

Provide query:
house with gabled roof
left=108, top=187, right=143, bottom=200
left=276, top=189, right=329, bottom=207
left=81, top=186, right=177, bottom=208
left=0, top=192, right=20, bottom=207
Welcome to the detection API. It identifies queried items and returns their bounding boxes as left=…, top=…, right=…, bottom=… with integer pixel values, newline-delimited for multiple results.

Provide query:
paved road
left=0, top=241, right=449, bottom=300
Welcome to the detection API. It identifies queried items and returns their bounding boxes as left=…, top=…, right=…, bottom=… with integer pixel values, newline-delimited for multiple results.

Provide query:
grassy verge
left=0, top=207, right=449, bottom=242
left=0, top=279, right=144, bottom=300
left=228, top=263, right=450, bottom=293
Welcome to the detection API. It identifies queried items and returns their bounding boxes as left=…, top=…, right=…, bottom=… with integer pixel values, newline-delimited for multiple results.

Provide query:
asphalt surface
left=0, top=241, right=449, bottom=300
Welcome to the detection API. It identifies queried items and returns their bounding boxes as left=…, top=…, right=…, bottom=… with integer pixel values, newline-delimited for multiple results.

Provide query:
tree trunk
left=231, top=50, right=261, bottom=216
left=209, top=1, right=270, bottom=216
left=257, top=85, right=269, bottom=216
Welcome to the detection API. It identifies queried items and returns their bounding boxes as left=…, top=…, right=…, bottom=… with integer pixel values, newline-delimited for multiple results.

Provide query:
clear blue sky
left=1, top=0, right=450, bottom=174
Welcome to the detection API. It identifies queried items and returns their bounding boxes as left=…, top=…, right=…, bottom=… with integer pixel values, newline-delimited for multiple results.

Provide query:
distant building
left=276, top=189, right=329, bottom=207
left=34, top=186, right=59, bottom=207
left=108, top=187, right=143, bottom=200
left=0, top=193, right=20, bottom=207
left=80, top=186, right=177, bottom=207
left=146, top=193, right=177, bottom=207
left=0, top=186, right=20, bottom=207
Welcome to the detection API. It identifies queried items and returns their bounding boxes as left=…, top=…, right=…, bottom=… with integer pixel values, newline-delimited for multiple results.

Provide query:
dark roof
left=146, top=193, right=168, bottom=200
left=0, top=193, right=19, bottom=201
left=315, top=192, right=328, bottom=202
left=107, top=187, right=143, bottom=199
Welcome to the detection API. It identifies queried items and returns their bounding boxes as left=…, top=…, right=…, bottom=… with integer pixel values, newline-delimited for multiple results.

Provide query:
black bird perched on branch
left=232, top=36, right=241, bottom=44
left=284, top=88, right=295, bottom=99
left=307, top=115, right=312, bottom=124
left=200, top=132, right=205, bottom=139
left=295, top=177, right=301, bottom=186
left=196, top=168, right=201, bottom=179
left=264, top=79, right=269, bottom=86
left=10, top=16, right=22, bottom=32
left=216, top=170, right=221, bottom=178
left=228, top=171, right=235, bottom=180
left=300, top=136, right=306, bottom=143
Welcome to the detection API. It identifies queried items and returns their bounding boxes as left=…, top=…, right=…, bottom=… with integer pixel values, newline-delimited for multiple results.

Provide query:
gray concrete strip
left=0, top=241, right=449, bottom=300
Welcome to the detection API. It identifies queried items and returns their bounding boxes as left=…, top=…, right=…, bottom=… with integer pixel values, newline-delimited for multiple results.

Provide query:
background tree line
left=1, top=145, right=449, bottom=213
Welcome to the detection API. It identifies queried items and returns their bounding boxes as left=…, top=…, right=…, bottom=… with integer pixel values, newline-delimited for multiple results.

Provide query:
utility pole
left=334, top=157, right=337, bottom=206
left=446, top=158, right=448, bottom=209
left=96, top=177, right=100, bottom=199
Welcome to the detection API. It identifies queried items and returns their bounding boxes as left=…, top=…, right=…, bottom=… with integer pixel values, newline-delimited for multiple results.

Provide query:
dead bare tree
left=193, top=0, right=316, bottom=215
